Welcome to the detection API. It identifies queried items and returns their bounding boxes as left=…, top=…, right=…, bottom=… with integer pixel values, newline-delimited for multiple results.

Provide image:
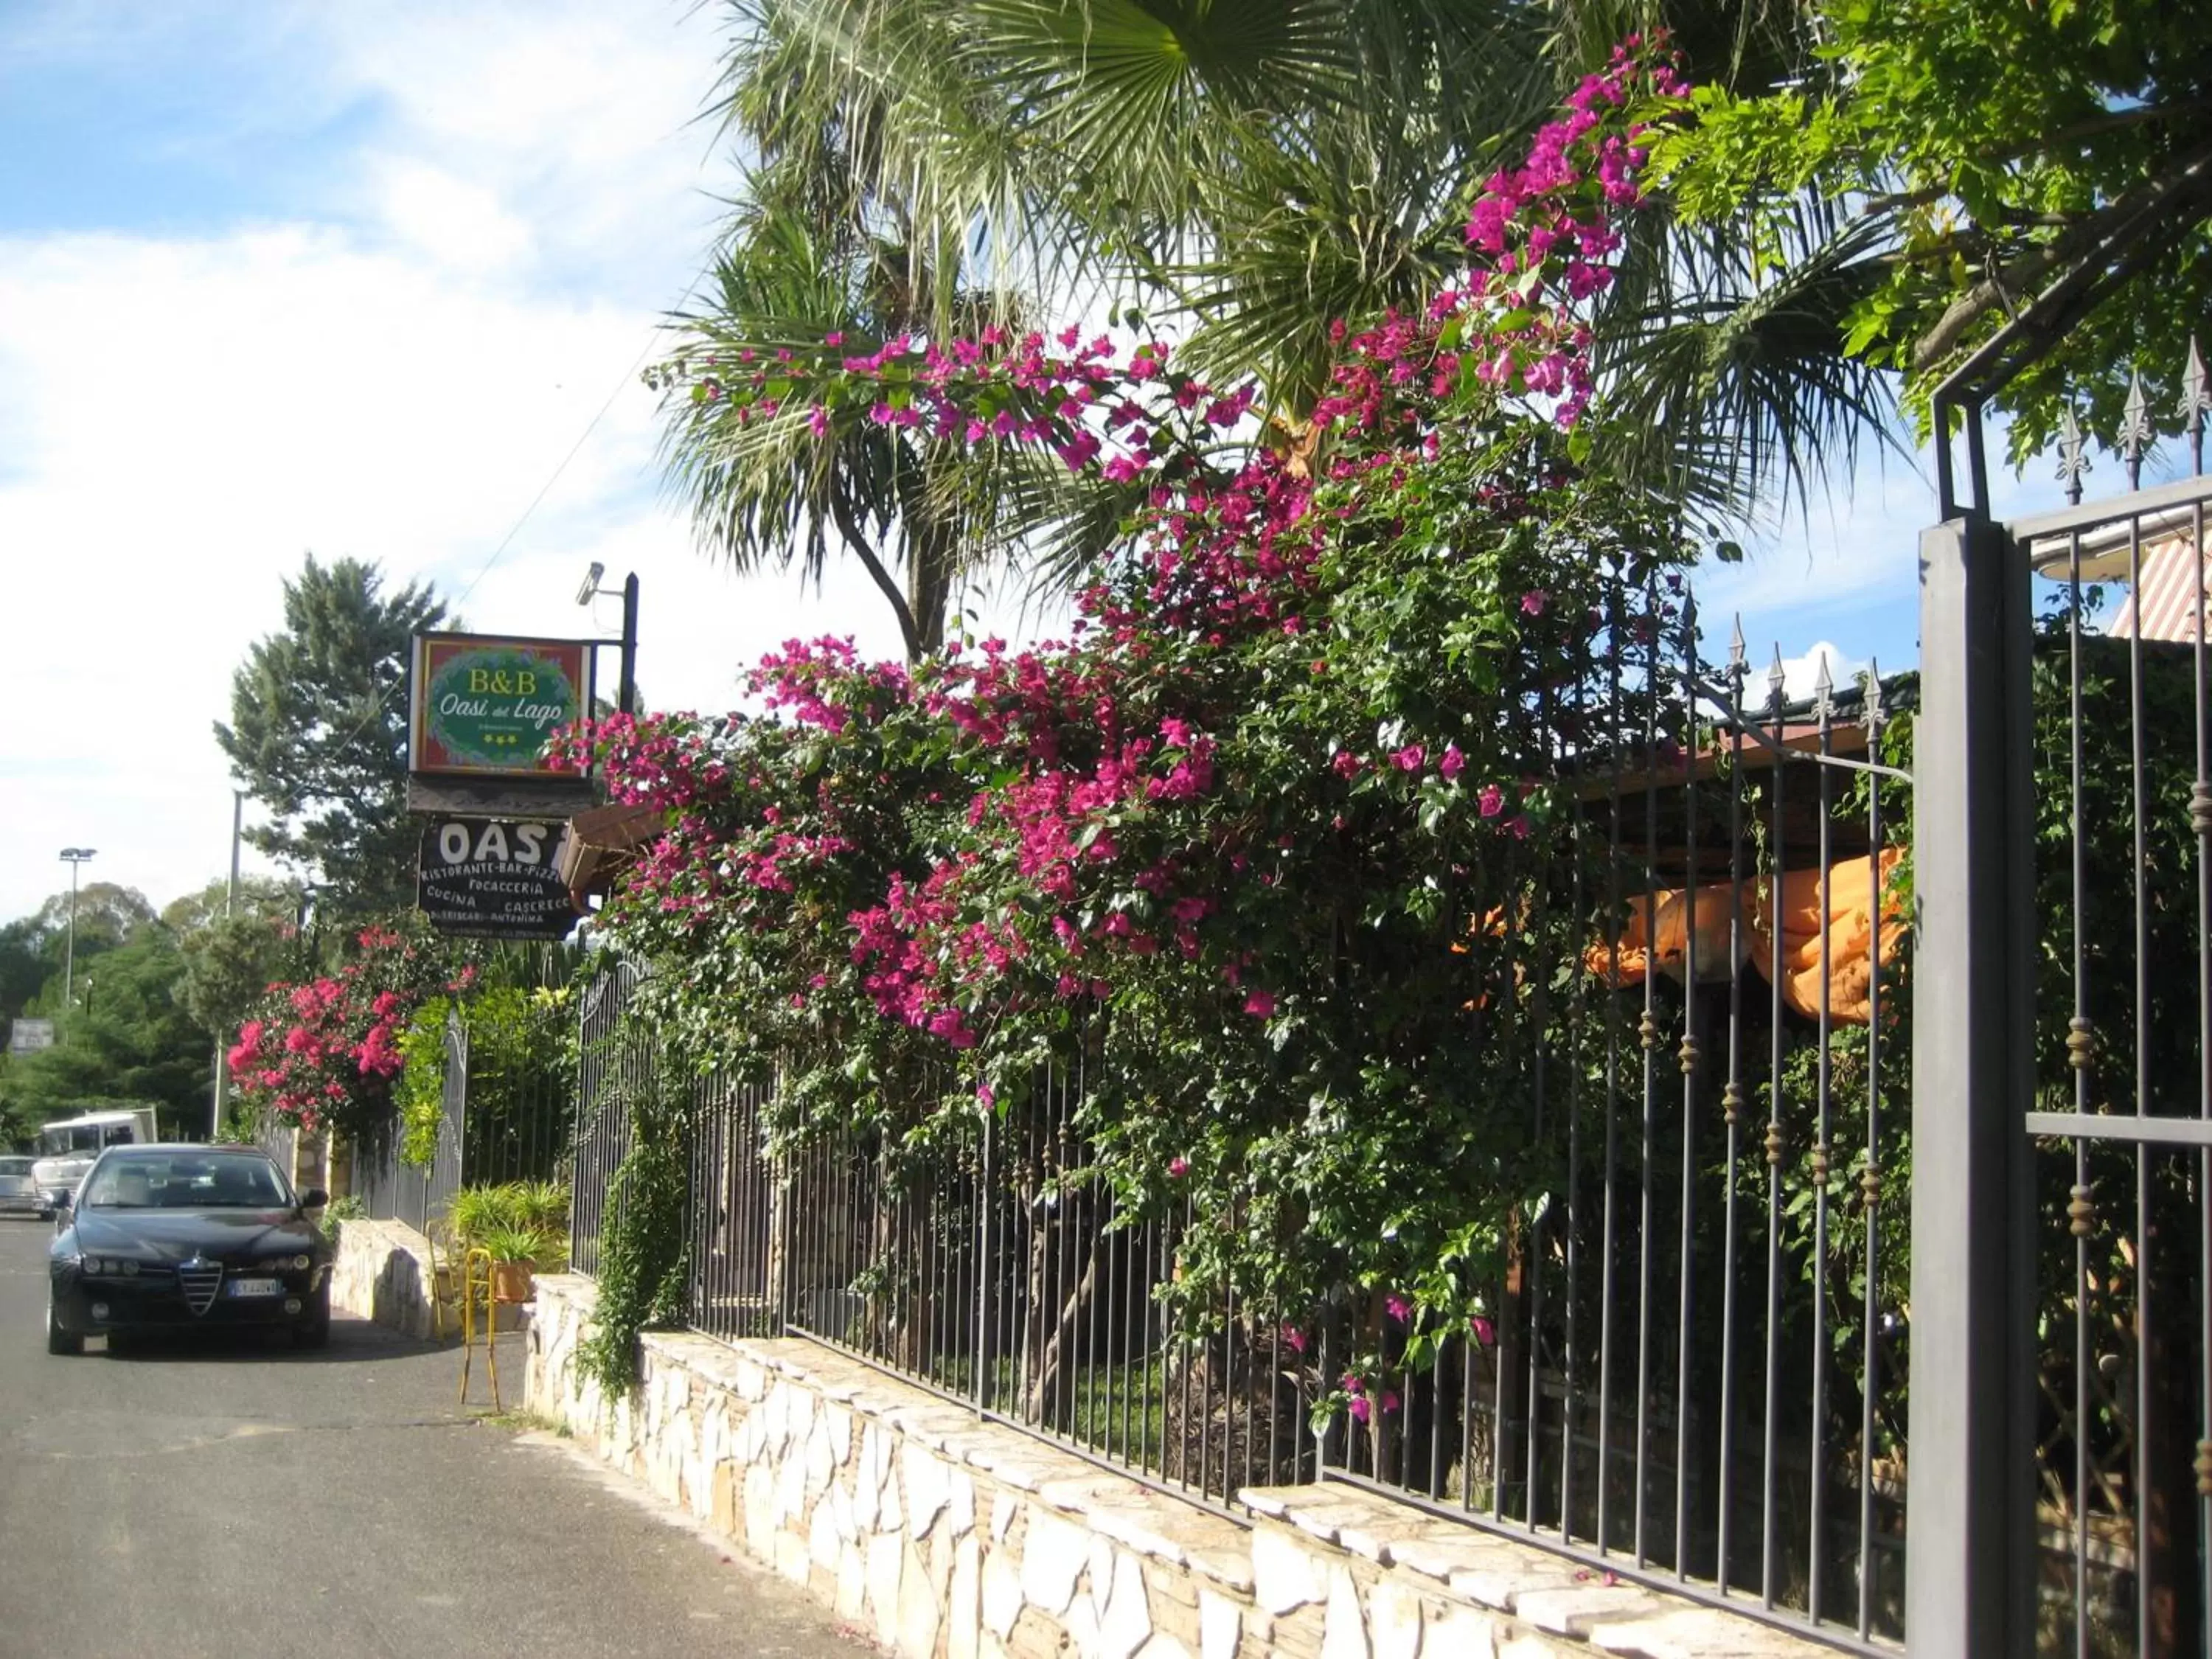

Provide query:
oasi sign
left=409, top=633, right=592, bottom=778
left=416, top=817, right=577, bottom=939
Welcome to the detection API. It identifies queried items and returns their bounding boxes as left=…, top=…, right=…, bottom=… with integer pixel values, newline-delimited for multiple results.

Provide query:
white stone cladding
left=524, top=1274, right=1833, bottom=1659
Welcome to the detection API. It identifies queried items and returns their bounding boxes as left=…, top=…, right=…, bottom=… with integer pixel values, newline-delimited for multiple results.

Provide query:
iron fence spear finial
left=2057, top=406, right=2090, bottom=505
left=2180, top=337, right=2210, bottom=476
left=1767, top=644, right=1787, bottom=718
left=1864, top=659, right=1885, bottom=734
left=1812, top=652, right=1835, bottom=726
left=2120, top=369, right=2152, bottom=490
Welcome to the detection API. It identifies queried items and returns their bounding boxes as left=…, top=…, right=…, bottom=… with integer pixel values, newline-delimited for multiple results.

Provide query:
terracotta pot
left=490, top=1260, right=536, bottom=1304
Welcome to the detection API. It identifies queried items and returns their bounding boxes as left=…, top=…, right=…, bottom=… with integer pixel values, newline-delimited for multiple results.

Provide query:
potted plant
left=479, top=1223, right=552, bottom=1304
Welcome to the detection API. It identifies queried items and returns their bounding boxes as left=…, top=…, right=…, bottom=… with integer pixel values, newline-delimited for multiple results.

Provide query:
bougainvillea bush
left=229, top=923, right=470, bottom=1144
left=563, top=46, right=1691, bottom=1374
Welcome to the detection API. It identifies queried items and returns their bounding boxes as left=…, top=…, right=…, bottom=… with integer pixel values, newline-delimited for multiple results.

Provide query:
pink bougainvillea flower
left=1471, top=1315, right=1496, bottom=1348
left=1521, top=589, right=1550, bottom=616
left=1332, top=751, right=1362, bottom=779
left=976, top=1082, right=995, bottom=1108
left=1243, top=990, right=1277, bottom=1018
left=1385, top=1293, right=1412, bottom=1324
left=1281, top=1324, right=1308, bottom=1354
left=1440, top=743, right=1466, bottom=781
left=1168, top=1156, right=1190, bottom=1178
left=1391, top=745, right=1425, bottom=773
left=1478, top=784, right=1506, bottom=818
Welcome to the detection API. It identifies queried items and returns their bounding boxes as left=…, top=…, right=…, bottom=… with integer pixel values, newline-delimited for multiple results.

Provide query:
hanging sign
left=8, top=1018, right=55, bottom=1054
left=409, top=633, right=593, bottom=779
left=416, top=818, right=578, bottom=939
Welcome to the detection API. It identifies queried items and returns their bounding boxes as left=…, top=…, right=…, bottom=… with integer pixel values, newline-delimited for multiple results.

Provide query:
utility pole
left=57, top=846, right=96, bottom=1012
left=210, top=791, right=243, bottom=1141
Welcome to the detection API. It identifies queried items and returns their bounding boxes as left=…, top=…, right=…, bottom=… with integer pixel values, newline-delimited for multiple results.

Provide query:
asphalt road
left=0, top=1219, right=876, bottom=1659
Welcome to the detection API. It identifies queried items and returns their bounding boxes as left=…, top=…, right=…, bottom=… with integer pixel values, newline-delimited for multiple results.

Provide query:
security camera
left=576, top=561, right=605, bottom=606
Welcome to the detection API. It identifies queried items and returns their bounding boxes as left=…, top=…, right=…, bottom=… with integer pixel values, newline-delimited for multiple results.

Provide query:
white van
left=31, top=1107, right=160, bottom=1211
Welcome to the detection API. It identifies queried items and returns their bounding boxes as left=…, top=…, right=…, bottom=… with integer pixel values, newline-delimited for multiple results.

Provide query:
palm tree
left=658, top=198, right=1051, bottom=662
left=659, top=0, right=1895, bottom=641
left=661, top=0, right=1082, bottom=663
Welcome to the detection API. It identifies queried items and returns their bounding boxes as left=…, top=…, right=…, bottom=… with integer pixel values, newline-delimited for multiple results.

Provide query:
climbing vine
left=393, top=996, right=451, bottom=1166
left=576, top=1033, right=695, bottom=1396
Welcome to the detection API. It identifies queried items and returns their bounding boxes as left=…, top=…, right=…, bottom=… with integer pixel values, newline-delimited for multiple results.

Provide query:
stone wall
left=526, top=1274, right=1826, bottom=1659
left=328, top=1215, right=445, bottom=1340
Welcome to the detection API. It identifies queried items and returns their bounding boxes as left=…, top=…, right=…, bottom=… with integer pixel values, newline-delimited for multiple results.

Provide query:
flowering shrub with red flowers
left=228, top=924, right=469, bottom=1142
left=568, top=46, right=1693, bottom=1382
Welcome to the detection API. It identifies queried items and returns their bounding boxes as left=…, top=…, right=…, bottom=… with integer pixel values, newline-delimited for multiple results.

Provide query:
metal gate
left=1916, top=332, right=2212, bottom=1655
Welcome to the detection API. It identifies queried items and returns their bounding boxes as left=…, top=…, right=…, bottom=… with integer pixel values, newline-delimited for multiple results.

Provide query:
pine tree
left=215, top=554, right=448, bottom=916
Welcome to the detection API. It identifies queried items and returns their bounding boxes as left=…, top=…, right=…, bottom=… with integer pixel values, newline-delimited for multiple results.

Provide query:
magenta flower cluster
left=569, top=46, right=1690, bottom=1379
left=228, top=928, right=467, bottom=1135
left=568, top=41, right=1680, bottom=1067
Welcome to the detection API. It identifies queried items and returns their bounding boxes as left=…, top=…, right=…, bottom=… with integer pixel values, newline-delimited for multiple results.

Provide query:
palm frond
left=1592, top=204, right=1899, bottom=524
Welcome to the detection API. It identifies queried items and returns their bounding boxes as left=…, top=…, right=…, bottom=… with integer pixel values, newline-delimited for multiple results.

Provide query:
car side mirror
left=299, top=1188, right=328, bottom=1210
left=53, top=1190, right=70, bottom=1211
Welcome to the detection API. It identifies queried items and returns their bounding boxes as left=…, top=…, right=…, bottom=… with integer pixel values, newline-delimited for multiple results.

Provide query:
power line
left=450, top=322, right=670, bottom=610
left=324, top=302, right=685, bottom=759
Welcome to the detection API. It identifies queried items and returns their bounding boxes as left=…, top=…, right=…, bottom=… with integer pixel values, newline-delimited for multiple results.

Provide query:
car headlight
left=79, top=1258, right=144, bottom=1278
left=263, top=1253, right=312, bottom=1273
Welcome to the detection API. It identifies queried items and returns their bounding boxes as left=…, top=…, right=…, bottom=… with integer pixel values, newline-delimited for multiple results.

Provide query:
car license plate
left=226, top=1277, right=284, bottom=1298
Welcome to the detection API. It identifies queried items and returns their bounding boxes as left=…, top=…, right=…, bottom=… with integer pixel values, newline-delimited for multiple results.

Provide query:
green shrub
left=318, top=1192, right=366, bottom=1244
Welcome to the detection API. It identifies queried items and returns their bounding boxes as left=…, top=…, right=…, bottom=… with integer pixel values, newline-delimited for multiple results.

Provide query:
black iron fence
left=573, top=964, right=644, bottom=1279
left=352, top=1004, right=566, bottom=1233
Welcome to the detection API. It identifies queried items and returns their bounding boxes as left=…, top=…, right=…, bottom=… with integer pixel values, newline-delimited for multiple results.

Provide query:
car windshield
left=80, top=1153, right=291, bottom=1210
left=0, top=1157, right=31, bottom=1176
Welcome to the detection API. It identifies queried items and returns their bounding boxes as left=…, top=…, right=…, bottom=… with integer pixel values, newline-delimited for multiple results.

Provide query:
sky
left=0, top=0, right=2135, bottom=927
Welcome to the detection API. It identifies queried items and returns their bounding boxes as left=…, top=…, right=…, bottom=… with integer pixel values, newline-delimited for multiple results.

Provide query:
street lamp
left=58, top=847, right=96, bottom=1009
left=576, top=562, right=639, bottom=716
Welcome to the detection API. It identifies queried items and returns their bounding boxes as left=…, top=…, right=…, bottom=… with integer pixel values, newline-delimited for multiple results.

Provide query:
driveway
left=0, top=1218, right=874, bottom=1659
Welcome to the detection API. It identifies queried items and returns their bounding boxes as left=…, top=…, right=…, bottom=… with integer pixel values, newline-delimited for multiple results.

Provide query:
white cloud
left=0, top=1, right=1041, bottom=926
left=1774, top=641, right=1864, bottom=706
left=372, top=160, right=536, bottom=275
left=316, top=0, right=728, bottom=301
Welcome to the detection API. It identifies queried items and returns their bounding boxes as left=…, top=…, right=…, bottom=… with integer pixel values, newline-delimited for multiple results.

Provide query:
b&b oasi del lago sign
left=417, top=817, right=577, bottom=940
left=409, top=633, right=592, bottom=778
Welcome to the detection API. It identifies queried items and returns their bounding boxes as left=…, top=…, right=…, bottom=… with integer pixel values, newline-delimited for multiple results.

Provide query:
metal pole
left=62, top=856, right=81, bottom=1009
left=212, top=791, right=243, bottom=1139
left=619, top=572, right=639, bottom=717
left=1907, top=512, right=2038, bottom=1655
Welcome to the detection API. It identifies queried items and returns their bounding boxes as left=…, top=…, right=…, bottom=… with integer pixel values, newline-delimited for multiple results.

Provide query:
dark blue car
left=47, top=1144, right=331, bottom=1355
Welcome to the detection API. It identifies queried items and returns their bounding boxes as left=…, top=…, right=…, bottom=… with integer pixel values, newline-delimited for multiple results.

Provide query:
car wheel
left=46, top=1305, right=82, bottom=1356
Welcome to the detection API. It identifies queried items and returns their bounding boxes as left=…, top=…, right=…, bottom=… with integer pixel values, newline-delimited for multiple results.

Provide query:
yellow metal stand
left=458, top=1245, right=500, bottom=1410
